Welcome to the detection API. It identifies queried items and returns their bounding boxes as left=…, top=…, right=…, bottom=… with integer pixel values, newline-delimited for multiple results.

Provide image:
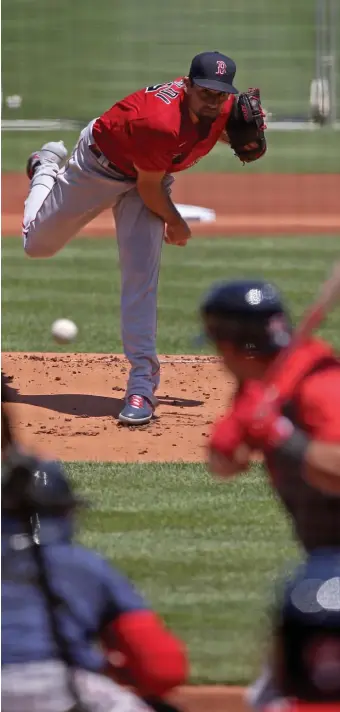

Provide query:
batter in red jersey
left=22, top=51, right=266, bottom=425
left=199, top=278, right=340, bottom=709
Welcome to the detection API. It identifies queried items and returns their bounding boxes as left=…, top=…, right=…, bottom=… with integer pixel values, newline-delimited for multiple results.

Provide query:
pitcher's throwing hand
left=164, top=217, right=192, bottom=246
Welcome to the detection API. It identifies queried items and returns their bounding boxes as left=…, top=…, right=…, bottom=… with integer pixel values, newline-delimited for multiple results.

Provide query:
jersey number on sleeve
left=145, top=81, right=184, bottom=105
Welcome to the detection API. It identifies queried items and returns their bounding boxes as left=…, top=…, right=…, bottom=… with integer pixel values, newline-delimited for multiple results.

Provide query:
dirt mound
left=2, top=353, right=235, bottom=462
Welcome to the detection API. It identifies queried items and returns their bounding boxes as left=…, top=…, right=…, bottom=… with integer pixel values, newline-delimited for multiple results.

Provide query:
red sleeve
left=129, top=121, right=175, bottom=172
left=298, top=366, right=340, bottom=441
left=102, top=610, right=188, bottom=697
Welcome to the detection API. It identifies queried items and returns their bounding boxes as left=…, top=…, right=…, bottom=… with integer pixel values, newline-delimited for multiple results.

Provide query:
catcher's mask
left=199, top=279, right=292, bottom=355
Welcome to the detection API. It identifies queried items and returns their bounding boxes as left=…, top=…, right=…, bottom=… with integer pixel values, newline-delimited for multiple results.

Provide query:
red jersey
left=267, top=338, right=340, bottom=443
left=210, top=339, right=340, bottom=551
left=268, top=341, right=340, bottom=551
left=92, top=78, right=234, bottom=177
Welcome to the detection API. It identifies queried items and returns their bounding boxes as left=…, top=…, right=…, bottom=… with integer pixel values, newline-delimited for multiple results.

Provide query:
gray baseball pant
left=23, top=120, right=174, bottom=406
left=1, top=661, right=151, bottom=712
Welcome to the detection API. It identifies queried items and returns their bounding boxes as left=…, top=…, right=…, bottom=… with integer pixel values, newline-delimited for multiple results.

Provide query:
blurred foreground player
left=1, top=375, right=187, bottom=712
left=200, top=280, right=340, bottom=708
left=263, top=550, right=340, bottom=711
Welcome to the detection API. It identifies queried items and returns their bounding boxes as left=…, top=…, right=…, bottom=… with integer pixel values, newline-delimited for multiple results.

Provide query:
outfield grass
left=2, top=236, right=339, bottom=354
left=68, top=461, right=298, bottom=684
left=2, top=0, right=326, bottom=121
left=2, top=129, right=340, bottom=174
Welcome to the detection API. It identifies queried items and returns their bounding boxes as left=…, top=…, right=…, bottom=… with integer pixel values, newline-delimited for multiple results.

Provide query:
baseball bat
left=262, top=260, right=340, bottom=400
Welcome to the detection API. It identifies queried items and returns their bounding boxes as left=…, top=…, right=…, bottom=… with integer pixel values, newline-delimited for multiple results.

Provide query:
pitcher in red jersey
left=21, top=52, right=266, bottom=426
left=199, top=278, right=340, bottom=709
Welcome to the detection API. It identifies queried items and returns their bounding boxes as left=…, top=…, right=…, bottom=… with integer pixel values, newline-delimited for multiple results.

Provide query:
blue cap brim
left=193, top=78, right=238, bottom=94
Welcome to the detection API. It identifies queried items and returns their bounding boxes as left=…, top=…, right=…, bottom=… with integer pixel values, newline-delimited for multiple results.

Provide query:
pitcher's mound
left=3, top=353, right=235, bottom=462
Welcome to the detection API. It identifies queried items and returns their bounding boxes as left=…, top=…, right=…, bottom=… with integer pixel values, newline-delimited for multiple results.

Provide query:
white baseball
left=51, top=318, right=78, bottom=344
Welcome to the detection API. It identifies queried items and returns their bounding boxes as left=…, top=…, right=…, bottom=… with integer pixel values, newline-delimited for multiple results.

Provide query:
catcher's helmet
left=200, top=279, right=292, bottom=354
left=2, top=452, right=83, bottom=517
left=2, top=456, right=85, bottom=544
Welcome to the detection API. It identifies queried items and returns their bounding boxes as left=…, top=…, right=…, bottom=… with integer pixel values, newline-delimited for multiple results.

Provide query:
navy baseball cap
left=189, top=51, right=238, bottom=94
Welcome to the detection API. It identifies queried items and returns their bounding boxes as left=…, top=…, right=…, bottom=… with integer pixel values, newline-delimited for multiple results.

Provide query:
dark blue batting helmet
left=200, top=279, right=292, bottom=354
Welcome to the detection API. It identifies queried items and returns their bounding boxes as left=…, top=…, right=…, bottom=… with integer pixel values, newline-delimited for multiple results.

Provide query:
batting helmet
left=200, top=279, right=292, bottom=354
left=274, top=550, right=340, bottom=702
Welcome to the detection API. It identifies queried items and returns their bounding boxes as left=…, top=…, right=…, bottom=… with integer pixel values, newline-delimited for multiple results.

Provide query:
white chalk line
left=159, top=357, right=219, bottom=364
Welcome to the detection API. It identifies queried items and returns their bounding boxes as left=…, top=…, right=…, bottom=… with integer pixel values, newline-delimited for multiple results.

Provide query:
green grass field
left=3, top=0, right=331, bottom=121
left=2, top=237, right=340, bottom=354
left=69, top=462, right=298, bottom=684
left=2, top=129, right=340, bottom=174
left=2, top=236, right=340, bottom=681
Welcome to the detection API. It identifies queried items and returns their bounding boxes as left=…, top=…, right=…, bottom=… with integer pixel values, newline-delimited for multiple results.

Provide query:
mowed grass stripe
left=2, top=130, right=340, bottom=173
left=2, top=237, right=339, bottom=353
left=68, top=461, right=297, bottom=684
left=201, top=131, right=340, bottom=173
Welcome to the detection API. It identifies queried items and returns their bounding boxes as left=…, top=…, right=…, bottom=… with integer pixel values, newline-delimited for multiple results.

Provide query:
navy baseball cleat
left=118, top=395, right=153, bottom=425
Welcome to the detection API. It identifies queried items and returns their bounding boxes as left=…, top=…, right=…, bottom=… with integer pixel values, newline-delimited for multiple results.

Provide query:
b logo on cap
left=216, top=60, right=227, bottom=75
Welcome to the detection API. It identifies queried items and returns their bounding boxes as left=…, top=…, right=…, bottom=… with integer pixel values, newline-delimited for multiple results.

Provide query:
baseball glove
left=226, top=88, right=267, bottom=164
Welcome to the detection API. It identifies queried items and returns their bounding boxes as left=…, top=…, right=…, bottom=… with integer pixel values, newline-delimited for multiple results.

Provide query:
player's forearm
left=208, top=450, right=244, bottom=478
left=267, top=425, right=340, bottom=493
left=303, top=442, right=340, bottom=494
left=137, top=181, right=182, bottom=225
left=208, top=443, right=251, bottom=479
left=306, top=441, right=340, bottom=473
